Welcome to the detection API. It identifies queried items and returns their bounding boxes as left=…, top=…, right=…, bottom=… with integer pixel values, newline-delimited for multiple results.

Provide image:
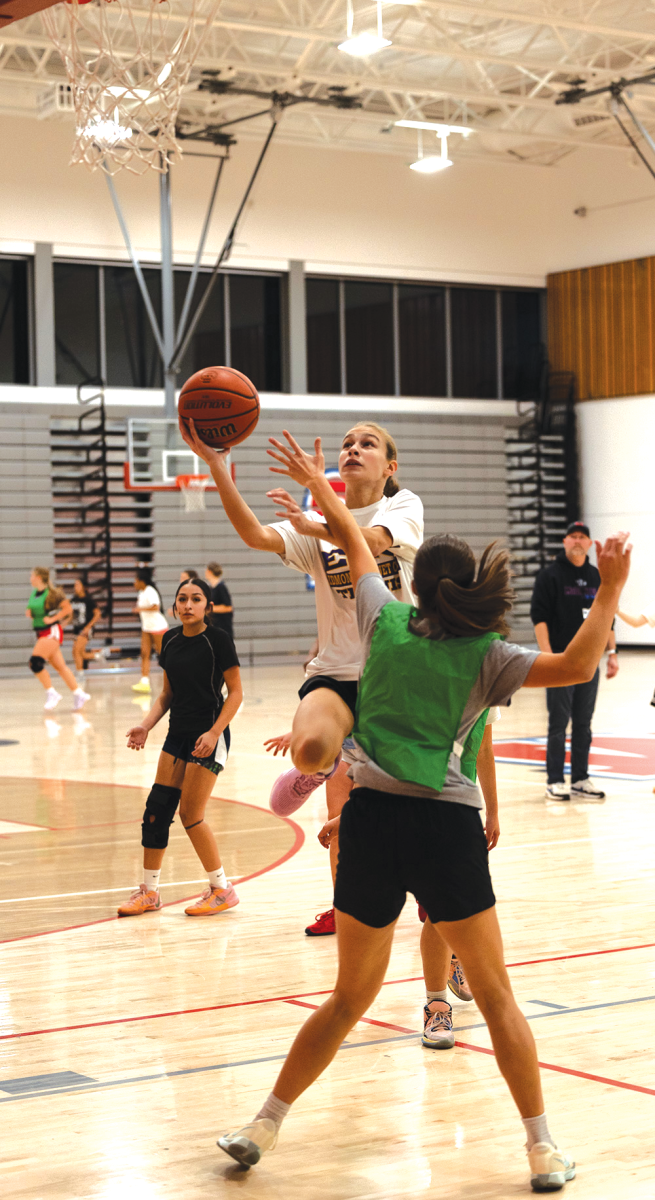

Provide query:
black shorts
left=162, top=727, right=231, bottom=777
left=298, top=675, right=358, bottom=722
left=334, top=787, right=495, bottom=928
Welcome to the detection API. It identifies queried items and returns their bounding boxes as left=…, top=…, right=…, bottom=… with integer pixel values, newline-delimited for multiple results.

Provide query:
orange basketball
left=178, top=366, right=260, bottom=449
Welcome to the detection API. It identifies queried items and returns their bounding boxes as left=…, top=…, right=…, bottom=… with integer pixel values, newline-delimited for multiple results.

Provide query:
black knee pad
left=29, top=655, right=46, bottom=675
left=141, top=783, right=181, bottom=849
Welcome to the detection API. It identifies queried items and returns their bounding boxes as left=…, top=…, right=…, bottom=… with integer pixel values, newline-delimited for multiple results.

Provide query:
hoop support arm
left=104, top=167, right=166, bottom=361
left=176, top=151, right=228, bottom=345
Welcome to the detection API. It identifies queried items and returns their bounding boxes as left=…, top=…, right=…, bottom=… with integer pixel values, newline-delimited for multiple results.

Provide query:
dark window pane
left=105, top=266, right=163, bottom=388
left=54, top=263, right=100, bottom=386
left=229, top=274, right=281, bottom=391
left=0, top=258, right=29, bottom=384
left=502, top=290, right=544, bottom=400
left=398, top=284, right=446, bottom=396
left=306, top=277, right=340, bottom=394
left=174, top=270, right=225, bottom=384
left=451, top=287, right=497, bottom=398
left=345, top=281, right=393, bottom=395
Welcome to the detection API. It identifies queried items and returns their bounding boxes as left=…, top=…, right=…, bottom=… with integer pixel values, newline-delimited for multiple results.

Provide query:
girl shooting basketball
left=217, top=431, right=631, bottom=1194
left=26, top=567, right=90, bottom=711
left=118, top=577, right=242, bottom=918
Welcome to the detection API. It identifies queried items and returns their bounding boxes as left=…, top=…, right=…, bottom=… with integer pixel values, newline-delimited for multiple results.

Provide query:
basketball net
left=42, top=0, right=220, bottom=175
left=177, top=473, right=210, bottom=512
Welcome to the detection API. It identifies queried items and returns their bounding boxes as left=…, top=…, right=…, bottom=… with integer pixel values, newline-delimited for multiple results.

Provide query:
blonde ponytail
left=34, top=566, right=65, bottom=612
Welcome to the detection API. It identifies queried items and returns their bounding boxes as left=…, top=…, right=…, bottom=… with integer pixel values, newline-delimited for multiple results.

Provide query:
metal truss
left=3, top=0, right=655, bottom=166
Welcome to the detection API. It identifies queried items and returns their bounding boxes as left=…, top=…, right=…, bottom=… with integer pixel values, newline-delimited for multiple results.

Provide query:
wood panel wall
left=547, top=256, right=655, bottom=401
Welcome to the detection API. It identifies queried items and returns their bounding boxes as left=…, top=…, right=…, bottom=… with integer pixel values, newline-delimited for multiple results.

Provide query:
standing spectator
left=530, top=521, right=618, bottom=801
left=132, top=567, right=168, bottom=694
left=205, top=562, right=233, bottom=640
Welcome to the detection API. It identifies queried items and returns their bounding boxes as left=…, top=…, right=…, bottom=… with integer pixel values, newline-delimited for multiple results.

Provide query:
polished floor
left=2, top=654, right=655, bottom=1199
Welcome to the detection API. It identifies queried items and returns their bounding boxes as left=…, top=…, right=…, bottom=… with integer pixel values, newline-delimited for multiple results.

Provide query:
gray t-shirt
left=349, top=573, right=538, bottom=808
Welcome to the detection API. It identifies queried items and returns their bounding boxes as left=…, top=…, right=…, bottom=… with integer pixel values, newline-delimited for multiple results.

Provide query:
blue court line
left=456, top=992, right=655, bottom=1034
left=529, top=1000, right=569, bottom=1010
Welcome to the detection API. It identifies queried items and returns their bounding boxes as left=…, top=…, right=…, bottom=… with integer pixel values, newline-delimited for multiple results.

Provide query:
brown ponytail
left=383, top=476, right=400, bottom=497
left=33, top=566, right=66, bottom=612
left=411, top=535, right=514, bottom=638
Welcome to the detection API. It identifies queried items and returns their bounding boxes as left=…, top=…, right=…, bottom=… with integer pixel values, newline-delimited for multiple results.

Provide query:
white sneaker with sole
left=44, top=688, right=62, bottom=711
left=545, top=782, right=569, bottom=801
left=570, top=778, right=605, bottom=799
left=528, top=1142, right=576, bottom=1192
left=217, top=1118, right=277, bottom=1168
left=421, top=999, right=455, bottom=1049
left=72, top=688, right=91, bottom=711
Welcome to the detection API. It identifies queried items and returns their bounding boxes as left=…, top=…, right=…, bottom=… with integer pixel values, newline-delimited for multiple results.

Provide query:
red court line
left=454, top=1042, right=655, bottom=1097
left=285, top=999, right=413, bottom=1035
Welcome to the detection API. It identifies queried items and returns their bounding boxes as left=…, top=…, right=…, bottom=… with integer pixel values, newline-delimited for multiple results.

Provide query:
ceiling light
left=157, top=62, right=173, bottom=85
left=397, top=120, right=473, bottom=137
left=410, top=154, right=452, bottom=173
left=77, top=113, right=133, bottom=145
left=339, top=0, right=391, bottom=58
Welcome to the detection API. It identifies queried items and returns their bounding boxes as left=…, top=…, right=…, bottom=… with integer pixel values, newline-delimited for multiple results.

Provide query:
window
left=174, top=270, right=225, bottom=384
left=398, top=284, right=446, bottom=397
left=345, top=281, right=394, bottom=395
left=105, top=265, right=163, bottom=388
left=229, top=274, right=282, bottom=391
left=54, top=263, right=100, bottom=386
left=0, top=258, right=29, bottom=384
left=306, top=277, right=341, bottom=394
left=502, top=290, right=543, bottom=400
left=450, top=287, right=497, bottom=398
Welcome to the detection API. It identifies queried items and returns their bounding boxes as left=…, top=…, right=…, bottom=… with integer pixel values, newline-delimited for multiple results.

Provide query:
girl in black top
left=119, top=578, right=243, bottom=919
left=71, top=577, right=102, bottom=673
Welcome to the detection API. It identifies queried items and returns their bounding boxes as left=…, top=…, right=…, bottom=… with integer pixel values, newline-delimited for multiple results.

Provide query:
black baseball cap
left=565, top=521, right=590, bottom=538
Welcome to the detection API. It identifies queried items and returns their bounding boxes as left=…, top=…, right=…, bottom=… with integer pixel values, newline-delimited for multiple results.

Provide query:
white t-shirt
left=269, top=488, right=424, bottom=681
left=137, top=585, right=168, bottom=634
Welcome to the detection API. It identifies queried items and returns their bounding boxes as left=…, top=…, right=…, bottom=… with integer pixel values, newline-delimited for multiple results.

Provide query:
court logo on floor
left=493, top=734, right=655, bottom=781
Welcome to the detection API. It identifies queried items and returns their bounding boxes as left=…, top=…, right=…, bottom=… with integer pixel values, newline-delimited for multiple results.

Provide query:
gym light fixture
left=410, top=128, right=453, bottom=173
left=397, top=120, right=473, bottom=137
left=339, top=0, right=391, bottom=57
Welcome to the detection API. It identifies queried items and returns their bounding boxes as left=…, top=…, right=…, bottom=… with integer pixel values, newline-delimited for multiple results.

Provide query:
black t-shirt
left=210, top=581, right=234, bottom=639
left=71, top=594, right=97, bottom=632
left=530, top=551, right=608, bottom=653
left=159, top=623, right=239, bottom=736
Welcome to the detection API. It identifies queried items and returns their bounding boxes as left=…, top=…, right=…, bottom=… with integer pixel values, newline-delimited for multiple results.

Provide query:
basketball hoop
left=177, top=473, right=210, bottom=512
left=42, top=0, right=220, bottom=174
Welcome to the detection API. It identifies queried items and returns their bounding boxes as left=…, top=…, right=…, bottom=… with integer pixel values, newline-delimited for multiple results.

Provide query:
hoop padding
left=177, top=473, right=210, bottom=512
left=42, top=0, right=220, bottom=175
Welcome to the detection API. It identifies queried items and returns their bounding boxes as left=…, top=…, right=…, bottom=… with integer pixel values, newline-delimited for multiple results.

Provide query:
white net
left=42, top=0, right=219, bottom=175
left=178, top=474, right=210, bottom=511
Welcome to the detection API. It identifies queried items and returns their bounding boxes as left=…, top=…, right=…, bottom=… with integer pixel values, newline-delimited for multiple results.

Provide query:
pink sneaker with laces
left=117, top=884, right=162, bottom=917
left=184, top=882, right=239, bottom=916
left=269, top=753, right=342, bottom=817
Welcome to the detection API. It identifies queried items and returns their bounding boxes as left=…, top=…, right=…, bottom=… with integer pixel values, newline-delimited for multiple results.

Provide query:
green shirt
left=27, top=588, right=48, bottom=630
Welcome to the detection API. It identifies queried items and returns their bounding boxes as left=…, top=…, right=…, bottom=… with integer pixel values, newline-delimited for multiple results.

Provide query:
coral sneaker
left=422, top=999, right=455, bottom=1049
left=305, top=907, right=335, bottom=936
left=117, top=884, right=161, bottom=917
left=448, top=954, right=473, bottom=1002
left=528, top=1142, right=576, bottom=1192
left=270, top=753, right=342, bottom=817
left=185, top=882, right=239, bottom=916
left=218, top=1118, right=277, bottom=1168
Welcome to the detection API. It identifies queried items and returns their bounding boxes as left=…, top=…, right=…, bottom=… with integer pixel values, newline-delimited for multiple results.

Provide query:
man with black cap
left=530, top=521, right=619, bottom=800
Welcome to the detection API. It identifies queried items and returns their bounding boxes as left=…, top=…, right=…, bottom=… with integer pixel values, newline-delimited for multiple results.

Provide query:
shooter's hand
left=179, top=416, right=230, bottom=471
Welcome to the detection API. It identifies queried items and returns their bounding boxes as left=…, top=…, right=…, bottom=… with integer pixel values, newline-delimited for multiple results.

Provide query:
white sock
left=144, top=869, right=161, bottom=893
left=522, top=1112, right=554, bottom=1150
left=47, top=687, right=58, bottom=695
left=73, top=686, right=86, bottom=695
left=255, top=1091, right=291, bottom=1133
left=208, top=867, right=227, bottom=890
left=426, top=989, right=449, bottom=1003
left=141, top=676, right=149, bottom=685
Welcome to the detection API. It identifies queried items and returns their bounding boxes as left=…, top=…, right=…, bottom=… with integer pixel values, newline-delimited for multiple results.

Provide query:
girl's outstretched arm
left=267, top=431, right=377, bottom=587
left=616, top=608, right=647, bottom=628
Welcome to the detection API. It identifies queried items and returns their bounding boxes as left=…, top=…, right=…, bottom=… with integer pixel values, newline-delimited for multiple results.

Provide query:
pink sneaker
left=184, top=882, right=239, bottom=916
left=117, top=884, right=162, bottom=917
left=270, top=753, right=342, bottom=817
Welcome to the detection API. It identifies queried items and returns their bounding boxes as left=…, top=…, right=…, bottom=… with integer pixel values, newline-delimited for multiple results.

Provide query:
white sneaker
left=528, top=1142, right=576, bottom=1192
left=72, top=688, right=91, bottom=711
left=545, top=782, right=569, bottom=801
left=217, top=1118, right=277, bottom=1168
left=44, top=688, right=62, bottom=711
left=422, top=999, right=455, bottom=1049
left=570, top=778, right=605, bottom=799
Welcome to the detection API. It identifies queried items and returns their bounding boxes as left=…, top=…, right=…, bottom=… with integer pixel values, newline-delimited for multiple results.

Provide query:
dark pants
left=546, top=669, right=599, bottom=784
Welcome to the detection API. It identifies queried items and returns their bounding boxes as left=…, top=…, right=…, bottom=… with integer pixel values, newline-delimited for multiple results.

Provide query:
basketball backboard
left=124, top=418, right=229, bottom=491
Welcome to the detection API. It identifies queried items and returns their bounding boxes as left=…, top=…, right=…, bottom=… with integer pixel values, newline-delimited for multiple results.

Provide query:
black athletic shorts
left=162, top=727, right=231, bottom=777
left=298, top=675, right=358, bottom=722
left=334, top=787, right=496, bottom=928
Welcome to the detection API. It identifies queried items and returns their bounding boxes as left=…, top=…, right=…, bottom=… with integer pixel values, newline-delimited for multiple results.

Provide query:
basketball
left=178, top=366, right=260, bottom=449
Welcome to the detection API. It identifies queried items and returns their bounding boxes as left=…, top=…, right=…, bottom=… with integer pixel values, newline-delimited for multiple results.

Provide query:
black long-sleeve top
left=530, top=551, right=603, bottom=653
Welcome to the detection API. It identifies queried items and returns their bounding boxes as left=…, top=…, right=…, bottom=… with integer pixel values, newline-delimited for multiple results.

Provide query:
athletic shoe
left=269, top=753, right=342, bottom=817
left=448, top=955, right=473, bottom=1002
left=184, top=882, right=239, bottom=916
left=528, top=1142, right=576, bottom=1192
left=570, top=778, right=605, bottom=799
left=545, top=782, right=569, bottom=801
left=422, top=999, right=455, bottom=1049
left=72, top=688, right=91, bottom=711
left=44, top=688, right=62, bottom=711
left=117, top=884, right=162, bottom=917
left=217, top=1118, right=277, bottom=1168
left=131, top=679, right=151, bottom=693
left=305, top=907, right=335, bottom=936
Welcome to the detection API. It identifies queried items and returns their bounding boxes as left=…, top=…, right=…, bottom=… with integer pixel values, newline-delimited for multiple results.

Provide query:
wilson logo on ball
left=189, top=399, right=233, bottom=410
left=178, top=365, right=260, bottom=449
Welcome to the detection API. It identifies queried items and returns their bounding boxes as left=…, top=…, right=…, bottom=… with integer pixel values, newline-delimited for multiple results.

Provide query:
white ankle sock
left=255, top=1092, right=291, bottom=1133
left=144, top=869, right=160, bottom=893
left=140, top=676, right=149, bottom=685
left=426, top=989, right=449, bottom=1003
left=522, top=1112, right=554, bottom=1150
left=208, top=867, right=227, bottom=890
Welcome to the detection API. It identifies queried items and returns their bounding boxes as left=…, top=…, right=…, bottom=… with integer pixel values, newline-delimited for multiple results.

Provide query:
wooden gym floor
left=1, top=654, right=655, bottom=1199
